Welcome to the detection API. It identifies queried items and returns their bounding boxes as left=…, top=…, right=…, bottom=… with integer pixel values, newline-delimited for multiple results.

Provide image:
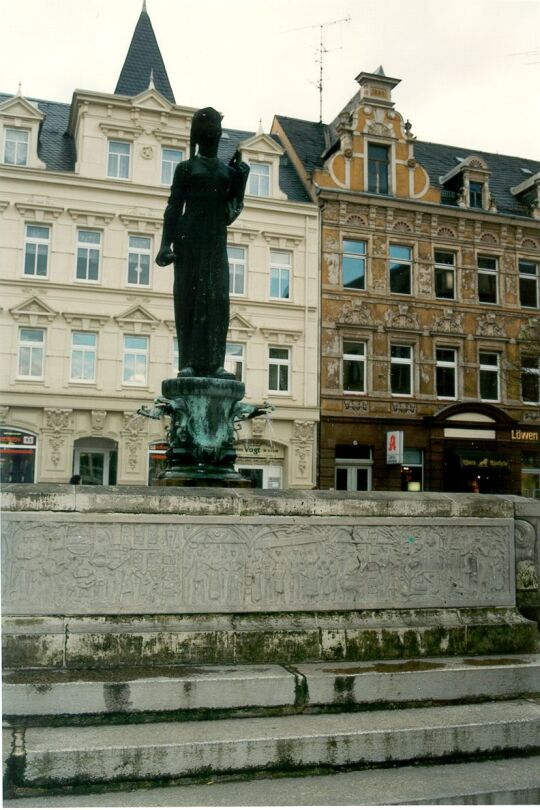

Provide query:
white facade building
left=0, top=6, right=319, bottom=488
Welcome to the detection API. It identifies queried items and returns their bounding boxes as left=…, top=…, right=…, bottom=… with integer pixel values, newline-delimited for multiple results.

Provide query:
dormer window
left=247, top=162, right=271, bottom=197
left=367, top=143, right=390, bottom=194
left=107, top=140, right=130, bottom=179
left=4, top=128, right=29, bottom=166
left=469, top=181, right=483, bottom=209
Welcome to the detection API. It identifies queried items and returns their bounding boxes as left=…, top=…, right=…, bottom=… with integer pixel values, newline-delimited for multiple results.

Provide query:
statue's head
left=190, top=107, right=223, bottom=157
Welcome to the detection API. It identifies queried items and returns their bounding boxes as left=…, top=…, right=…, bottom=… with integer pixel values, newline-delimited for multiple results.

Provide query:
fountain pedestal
left=146, top=377, right=257, bottom=487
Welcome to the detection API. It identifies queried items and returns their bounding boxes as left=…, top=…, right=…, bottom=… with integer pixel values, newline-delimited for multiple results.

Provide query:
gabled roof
left=274, top=113, right=540, bottom=217
left=114, top=6, right=175, bottom=103
left=0, top=93, right=75, bottom=172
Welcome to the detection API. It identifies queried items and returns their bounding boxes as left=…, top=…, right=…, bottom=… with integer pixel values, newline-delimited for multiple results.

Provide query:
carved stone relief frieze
left=121, top=412, right=147, bottom=473
left=292, top=420, right=315, bottom=478
left=384, top=304, right=420, bottom=331
left=1, top=517, right=514, bottom=614
left=477, top=312, right=506, bottom=338
left=432, top=309, right=464, bottom=334
left=43, top=408, right=73, bottom=469
left=91, top=411, right=107, bottom=432
left=344, top=399, right=368, bottom=413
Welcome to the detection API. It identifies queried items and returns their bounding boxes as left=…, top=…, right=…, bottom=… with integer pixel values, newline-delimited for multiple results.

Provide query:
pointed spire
left=373, top=65, right=386, bottom=76
left=257, top=118, right=263, bottom=135
left=115, top=5, right=175, bottom=103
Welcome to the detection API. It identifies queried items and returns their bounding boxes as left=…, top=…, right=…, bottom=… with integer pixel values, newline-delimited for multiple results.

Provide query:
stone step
left=6, top=699, right=540, bottom=789
left=4, top=755, right=540, bottom=806
left=3, top=654, right=540, bottom=722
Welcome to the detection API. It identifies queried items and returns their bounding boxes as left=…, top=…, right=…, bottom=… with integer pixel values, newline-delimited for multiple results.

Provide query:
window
left=228, top=245, right=246, bottom=295
left=225, top=342, right=245, bottom=382
left=123, top=335, right=148, bottom=385
left=70, top=332, right=97, bottom=382
left=107, top=140, right=130, bottom=179
left=268, top=346, right=290, bottom=393
left=172, top=336, right=179, bottom=375
left=343, top=239, right=366, bottom=290
left=17, top=327, right=44, bottom=379
left=477, top=256, right=498, bottom=304
left=522, top=355, right=540, bottom=404
left=469, top=181, right=483, bottom=209
left=401, top=448, right=423, bottom=492
left=389, top=244, right=412, bottom=294
left=367, top=143, right=389, bottom=194
left=479, top=351, right=500, bottom=401
left=247, top=162, right=270, bottom=197
left=161, top=147, right=183, bottom=186
left=343, top=341, right=366, bottom=393
left=4, top=128, right=28, bottom=166
left=519, top=260, right=539, bottom=309
left=76, top=230, right=101, bottom=282
left=521, top=452, right=540, bottom=499
left=128, top=235, right=152, bottom=286
left=436, top=347, right=457, bottom=399
left=390, top=345, right=413, bottom=395
left=434, top=250, right=455, bottom=299
left=269, top=250, right=291, bottom=299
left=335, top=445, right=373, bottom=491
left=24, top=225, right=50, bottom=277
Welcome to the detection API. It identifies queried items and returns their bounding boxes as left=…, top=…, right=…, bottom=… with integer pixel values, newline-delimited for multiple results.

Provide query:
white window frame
left=389, top=244, right=413, bottom=295
left=161, top=147, right=184, bottom=186
left=17, top=327, right=45, bottom=380
left=225, top=342, right=245, bottom=382
left=342, top=239, right=367, bottom=290
left=122, top=335, right=149, bottom=387
left=247, top=162, right=271, bottom=197
left=435, top=347, right=458, bottom=400
left=477, top=255, right=498, bottom=305
left=268, top=346, right=290, bottom=394
left=228, top=245, right=246, bottom=296
left=390, top=344, right=413, bottom=396
left=519, top=259, right=539, bottom=309
left=343, top=341, right=367, bottom=394
left=172, top=336, right=179, bottom=376
left=70, top=331, right=97, bottom=383
left=521, top=355, right=540, bottom=405
left=127, top=235, right=152, bottom=287
left=75, top=229, right=101, bottom=283
left=434, top=250, right=456, bottom=300
left=269, top=250, right=291, bottom=300
left=107, top=140, right=131, bottom=179
left=479, top=351, right=500, bottom=402
left=4, top=127, right=29, bottom=166
left=23, top=224, right=50, bottom=278
left=335, top=450, right=373, bottom=492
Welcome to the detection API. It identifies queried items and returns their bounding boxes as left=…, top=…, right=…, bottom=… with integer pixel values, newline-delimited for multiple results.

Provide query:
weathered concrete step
left=8, top=699, right=540, bottom=788
left=3, top=654, right=540, bottom=721
left=4, top=755, right=540, bottom=805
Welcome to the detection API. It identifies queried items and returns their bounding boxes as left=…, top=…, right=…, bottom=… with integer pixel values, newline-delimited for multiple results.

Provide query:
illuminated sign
left=386, top=431, right=404, bottom=464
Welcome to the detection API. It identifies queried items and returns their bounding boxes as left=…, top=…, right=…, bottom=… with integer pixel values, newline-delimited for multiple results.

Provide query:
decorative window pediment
left=131, top=89, right=173, bottom=112
left=15, top=202, right=64, bottom=221
left=240, top=132, right=284, bottom=157
left=229, top=311, right=257, bottom=337
left=98, top=122, right=143, bottom=141
left=260, top=327, right=302, bottom=343
left=10, top=296, right=58, bottom=324
left=119, top=213, right=162, bottom=232
left=228, top=226, right=259, bottom=244
left=0, top=95, right=44, bottom=123
left=67, top=208, right=115, bottom=226
left=262, top=230, right=303, bottom=248
left=114, top=304, right=160, bottom=332
left=62, top=311, right=109, bottom=329
left=240, top=133, right=286, bottom=200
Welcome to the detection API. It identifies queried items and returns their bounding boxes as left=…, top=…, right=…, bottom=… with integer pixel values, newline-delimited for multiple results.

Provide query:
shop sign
left=236, top=440, right=284, bottom=460
left=511, top=429, right=539, bottom=442
left=386, top=431, right=404, bottom=464
left=0, top=429, right=37, bottom=453
left=459, top=454, right=510, bottom=470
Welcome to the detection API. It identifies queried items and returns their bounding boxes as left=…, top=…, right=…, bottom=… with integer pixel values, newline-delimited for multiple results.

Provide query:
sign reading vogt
left=386, top=430, right=404, bottom=464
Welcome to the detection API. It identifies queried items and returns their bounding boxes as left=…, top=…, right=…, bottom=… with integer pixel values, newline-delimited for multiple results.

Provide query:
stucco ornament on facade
left=122, top=412, right=147, bottom=472
left=384, top=304, right=420, bottom=331
left=432, top=309, right=464, bottom=334
left=91, top=411, right=107, bottom=432
left=43, top=408, right=73, bottom=468
left=477, top=312, right=506, bottom=338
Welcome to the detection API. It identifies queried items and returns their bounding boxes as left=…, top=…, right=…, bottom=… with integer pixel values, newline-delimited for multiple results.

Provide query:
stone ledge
left=0, top=484, right=522, bottom=518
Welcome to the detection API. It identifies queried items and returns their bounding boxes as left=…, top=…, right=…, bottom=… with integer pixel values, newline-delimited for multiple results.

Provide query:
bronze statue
left=156, top=107, right=249, bottom=378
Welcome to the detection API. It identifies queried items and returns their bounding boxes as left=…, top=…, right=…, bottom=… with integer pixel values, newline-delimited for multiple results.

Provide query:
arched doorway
left=73, top=437, right=118, bottom=485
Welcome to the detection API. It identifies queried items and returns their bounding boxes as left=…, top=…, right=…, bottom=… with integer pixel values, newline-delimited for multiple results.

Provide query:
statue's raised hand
left=155, top=246, right=176, bottom=267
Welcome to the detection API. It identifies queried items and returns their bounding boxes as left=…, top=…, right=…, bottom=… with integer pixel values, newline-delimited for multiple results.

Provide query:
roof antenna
left=283, top=15, right=351, bottom=123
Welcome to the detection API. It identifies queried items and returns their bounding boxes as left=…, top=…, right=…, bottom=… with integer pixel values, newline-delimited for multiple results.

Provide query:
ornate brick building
left=273, top=67, right=540, bottom=495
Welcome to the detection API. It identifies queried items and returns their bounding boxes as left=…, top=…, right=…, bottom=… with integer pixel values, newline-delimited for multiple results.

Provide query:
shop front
left=0, top=427, right=37, bottom=483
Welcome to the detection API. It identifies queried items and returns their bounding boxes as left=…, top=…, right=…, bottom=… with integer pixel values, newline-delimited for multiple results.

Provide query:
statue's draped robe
left=162, top=155, right=248, bottom=375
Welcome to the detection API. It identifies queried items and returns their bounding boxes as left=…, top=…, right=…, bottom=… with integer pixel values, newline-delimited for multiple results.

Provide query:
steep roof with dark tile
left=274, top=113, right=540, bottom=218
left=114, top=8, right=175, bottom=103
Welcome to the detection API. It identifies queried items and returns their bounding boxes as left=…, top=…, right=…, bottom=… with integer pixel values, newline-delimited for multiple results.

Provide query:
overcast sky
left=3, top=0, right=540, bottom=158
